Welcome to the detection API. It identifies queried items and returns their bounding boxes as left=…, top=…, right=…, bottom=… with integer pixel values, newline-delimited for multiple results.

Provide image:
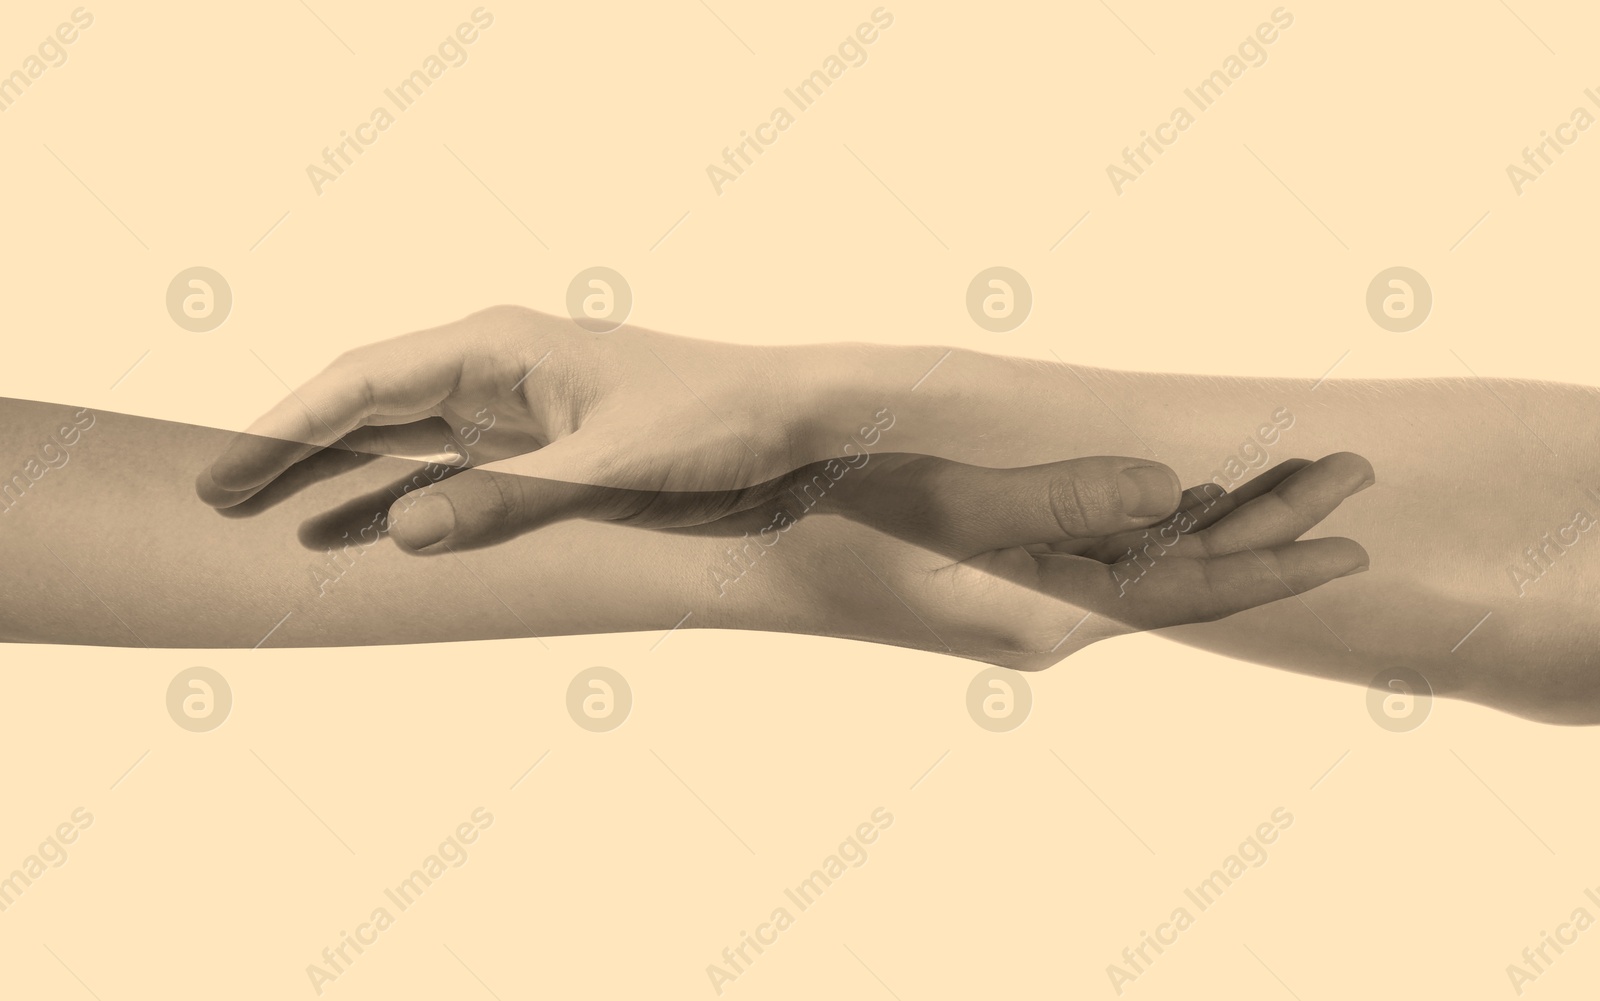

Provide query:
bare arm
left=7, top=330, right=1593, bottom=723
left=820, top=347, right=1600, bottom=722
left=0, top=399, right=742, bottom=649
left=0, top=396, right=1367, bottom=671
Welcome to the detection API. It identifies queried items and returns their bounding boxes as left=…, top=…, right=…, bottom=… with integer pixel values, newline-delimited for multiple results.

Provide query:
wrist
left=781, top=342, right=968, bottom=461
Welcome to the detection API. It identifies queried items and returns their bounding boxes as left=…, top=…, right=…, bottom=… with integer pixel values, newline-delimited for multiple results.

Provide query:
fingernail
left=1119, top=464, right=1181, bottom=517
left=1355, top=476, right=1375, bottom=493
left=393, top=494, right=455, bottom=550
left=1340, top=562, right=1370, bottom=578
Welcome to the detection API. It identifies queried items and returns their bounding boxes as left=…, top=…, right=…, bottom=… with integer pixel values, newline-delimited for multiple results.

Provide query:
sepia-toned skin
left=191, top=307, right=1600, bottom=722
left=5, top=306, right=1595, bottom=723
left=0, top=396, right=1368, bottom=666
left=827, top=345, right=1600, bottom=724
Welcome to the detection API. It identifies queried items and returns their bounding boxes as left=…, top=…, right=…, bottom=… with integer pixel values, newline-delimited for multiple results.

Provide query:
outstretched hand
left=196, top=305, right=849, bottom=548
left=704, top=450, right=1373, bottom=667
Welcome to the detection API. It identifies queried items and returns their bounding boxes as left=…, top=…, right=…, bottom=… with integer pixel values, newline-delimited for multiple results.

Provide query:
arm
left=0, top=398, right=1366, bottom=669
left=0, top=400, right=726, bottom=649
left=815, top=346, right=1600, bottom=722
left=180, top=306, right=1597, bottom=722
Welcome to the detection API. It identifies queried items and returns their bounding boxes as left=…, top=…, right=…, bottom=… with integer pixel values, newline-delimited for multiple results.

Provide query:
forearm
left=0, top=397, right=1098, bottom=659
left=0, top=399, right=779, bottom=648
left=806, top=345, right=1600, bottom=721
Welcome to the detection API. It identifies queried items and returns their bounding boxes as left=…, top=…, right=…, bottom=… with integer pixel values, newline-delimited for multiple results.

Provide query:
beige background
left=2, top=0, right=1598, bottom=997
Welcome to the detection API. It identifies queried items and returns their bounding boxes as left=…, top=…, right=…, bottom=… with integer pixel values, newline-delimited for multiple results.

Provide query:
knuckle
left=481, top=471, right=528, bottom=526
left=1051, top=474, right=1119, bottom=536
left=472, top=303, right=534, bottom=326
left=1193, top=561, right=1242, bottom=622
left=327, top=347, right=366, bottom=375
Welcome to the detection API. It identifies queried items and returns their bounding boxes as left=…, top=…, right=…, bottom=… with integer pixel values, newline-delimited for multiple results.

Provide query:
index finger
left=199, top=341, right=465, bottom=506
left=1041, top=536, right=1369, bottom=631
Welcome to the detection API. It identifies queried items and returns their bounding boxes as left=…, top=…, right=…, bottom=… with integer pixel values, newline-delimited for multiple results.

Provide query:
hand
left=706, top=451, right=1373, bottom=667
left=196, top=305, right=853, bottom=548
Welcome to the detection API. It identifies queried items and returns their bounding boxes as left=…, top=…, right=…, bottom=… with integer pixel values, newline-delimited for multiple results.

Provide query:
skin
left=0, top=398, right=1367, bottom=668
left=831, top=347, right=1600, bottom=723
left=7, top=306, right=1596, bottom=722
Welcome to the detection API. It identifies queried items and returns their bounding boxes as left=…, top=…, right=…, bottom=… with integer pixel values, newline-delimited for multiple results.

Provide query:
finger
left=1177, top=452, right=1373, bottom=556
left=1078, top=458, right=1319, bottom=561
left=1060, top=459, right=1310, bottom=559
left=197, top=446, right=382, bottom=515
left=385, top=434, right=611, bottom=552
left=1038, top=481, right=1228, bottom=556
left=1039, top=536, right=1369, bottom=630
left=1179, top=458, right=1313, bottom=530
left=1128, top=537, right=1370, bottom=628
left=856, top=456, right=1184, bottom=556
left=197, top=419, right=466, bottom=510
left=1126, top=452, right=1370, bottom=562
left=1177, top=482, right=1228, bottom=515
left=200, top=344, right=469, bottom=503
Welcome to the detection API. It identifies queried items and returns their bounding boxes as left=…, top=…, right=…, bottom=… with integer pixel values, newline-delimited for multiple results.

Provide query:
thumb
left=386, top=436, right=602, bottom=552
left=877, top=456, right=1183, bottom=555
